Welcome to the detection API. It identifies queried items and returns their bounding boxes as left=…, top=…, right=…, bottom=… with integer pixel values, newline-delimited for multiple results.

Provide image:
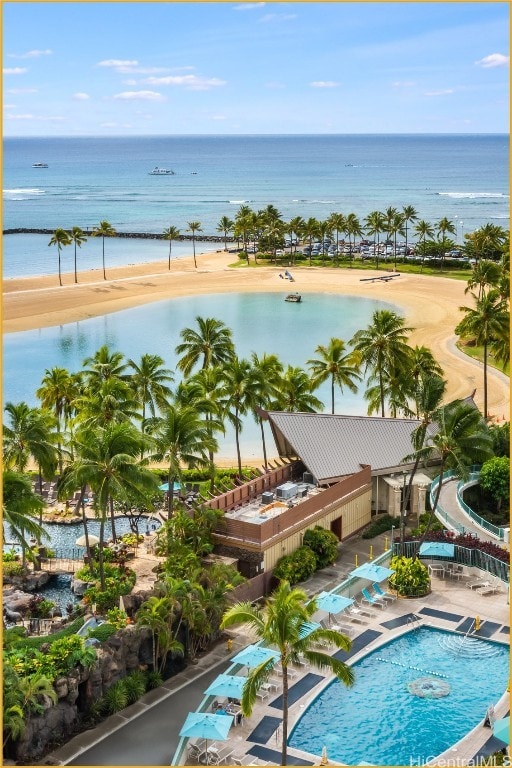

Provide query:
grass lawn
left=456, top=342, right=510, bottom=376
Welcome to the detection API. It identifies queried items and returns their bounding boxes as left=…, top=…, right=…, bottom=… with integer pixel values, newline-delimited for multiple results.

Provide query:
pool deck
left=47, top=532, right=510, bottom=767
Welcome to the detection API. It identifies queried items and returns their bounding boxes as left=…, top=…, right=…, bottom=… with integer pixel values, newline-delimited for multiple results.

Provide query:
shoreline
left=3, top=249, right=510, bottom=419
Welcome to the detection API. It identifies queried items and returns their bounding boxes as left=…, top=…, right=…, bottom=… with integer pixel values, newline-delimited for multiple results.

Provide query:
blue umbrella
left=419, top=542, right=455, bottom=558
left=204, top=673, right=247, bottom=700
left=231, top=644, right=279, bottom=668
left=493, top=716, right=510, bottom=745
left=350, top=562, right=395, bottom=582
left=179, top=711, right=234, bottom=763
left=158, top=481, right=181, bottom=492
left=315, top=591, right=354, bottom=615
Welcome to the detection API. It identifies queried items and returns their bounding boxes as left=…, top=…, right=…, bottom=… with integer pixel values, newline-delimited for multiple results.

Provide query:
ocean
left=3, top=134, right=509, bottom=278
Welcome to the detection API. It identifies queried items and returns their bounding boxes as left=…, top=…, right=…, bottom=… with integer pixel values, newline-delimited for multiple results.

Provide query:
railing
left=396, top=541, right=510, bottom=584
left=429, top=470, right=466, bottom=533
left=456, top=473, right=508, bottom=541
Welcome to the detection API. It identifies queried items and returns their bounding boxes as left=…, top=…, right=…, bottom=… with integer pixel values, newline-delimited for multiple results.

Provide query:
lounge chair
left=475, top=579, right=502, bottom=596
left=372, top=583, right=396, bottom=602
left=208, top=745, right=233, bottom=765
left=343, top=604, right=369, bottom=623
left=232, top=753, right=248, bottom=765
left=361, top=587, right=386, bottom=609
left=467, top=578, right=491, bottom=590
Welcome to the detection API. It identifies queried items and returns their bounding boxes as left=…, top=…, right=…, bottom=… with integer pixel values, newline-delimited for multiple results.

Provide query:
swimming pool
left=289, top=627, right=509, bottom=766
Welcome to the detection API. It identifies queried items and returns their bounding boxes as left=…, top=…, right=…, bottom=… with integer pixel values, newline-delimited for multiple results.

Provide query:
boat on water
left=285, top=293, right=302, bottom=303
left=148, top=167, right=175, bottom=175
left=32, top=162, right=49, bottom=168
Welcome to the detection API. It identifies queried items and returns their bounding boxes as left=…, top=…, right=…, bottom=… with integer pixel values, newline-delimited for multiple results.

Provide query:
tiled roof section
left=268, top=411, right=435, bottom=483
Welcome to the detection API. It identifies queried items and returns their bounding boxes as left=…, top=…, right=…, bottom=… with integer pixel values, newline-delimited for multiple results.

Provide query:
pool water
left=289, top=627, right=509, bottom=766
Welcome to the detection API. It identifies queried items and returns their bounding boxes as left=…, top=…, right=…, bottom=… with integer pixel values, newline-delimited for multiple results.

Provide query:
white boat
left=32, top=162, right=48, bottom=168
left=148, top=167, right=175, bottom=175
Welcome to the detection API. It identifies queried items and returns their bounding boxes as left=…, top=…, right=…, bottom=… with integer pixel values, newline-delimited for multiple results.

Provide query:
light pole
left=460, top=220, right=464, bottom=246
left=399, top=471, right=407, bottom=553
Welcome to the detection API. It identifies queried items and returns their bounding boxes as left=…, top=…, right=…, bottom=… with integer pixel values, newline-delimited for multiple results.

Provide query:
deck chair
left=475, top=578, right=502, bottom=596
left=372, top=583, right=396, bottom=602
left=467, top=578, right=491, bottom=590
left=343, top=604, right=369, bottom=624
left=361, top=587, right=386, bottom=609
left=211, top=745, right=233, bottom=764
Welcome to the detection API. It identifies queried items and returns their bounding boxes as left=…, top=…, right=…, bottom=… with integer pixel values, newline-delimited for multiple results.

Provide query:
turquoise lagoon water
left=3, top=292, right=395, bottom=458
left=289, top=626, right=509, bottom=766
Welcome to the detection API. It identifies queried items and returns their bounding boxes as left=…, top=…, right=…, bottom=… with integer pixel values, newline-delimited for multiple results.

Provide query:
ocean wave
left=3, top=187, right=46, bottom=200
left=438, top=192, right=509, bottom=199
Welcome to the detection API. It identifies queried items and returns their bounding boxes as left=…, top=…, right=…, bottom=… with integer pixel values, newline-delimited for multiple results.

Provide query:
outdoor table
left=428, top=564, right=445, bottom=578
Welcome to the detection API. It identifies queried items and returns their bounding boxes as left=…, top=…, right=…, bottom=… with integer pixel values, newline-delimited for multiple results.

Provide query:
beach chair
left=208, top=745, right=233, bottom=765
left=232, top=753, right=247, bottom=765
left=371, top=583, right=396, bottom=602
left=361, top=587, right=387, bottom=609
left=343, top=604, right=369, bottom=624
left=466, top=578, right=491, bottom=590
left=475, top=578, right=502, bottom=596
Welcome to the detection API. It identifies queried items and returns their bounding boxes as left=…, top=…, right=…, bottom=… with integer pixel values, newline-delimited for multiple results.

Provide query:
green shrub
left=89, top=623, right=117, bottom=643
left=410, top=513, right=444, bottom=537
left=106, top=608, right=129, bottom=629
left=303, top=526, right=339, bottom=568
left=3, top=550, right=20, bottom=562
left=102, top=681, right=128, bottom=714
left=145, top=670, right=163, bottom=690
left=361, top=514, right=395, bottom=539
left=273, top=546, right=317, bottom=585
left=122, top=671, right=147, bottom=703
left=388, top=555, right=430, bottom=597
left=3, top=561, right=24, bottom=577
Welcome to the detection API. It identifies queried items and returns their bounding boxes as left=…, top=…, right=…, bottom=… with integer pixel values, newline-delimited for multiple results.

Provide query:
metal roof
left=267, top=411, right=436, bottom=484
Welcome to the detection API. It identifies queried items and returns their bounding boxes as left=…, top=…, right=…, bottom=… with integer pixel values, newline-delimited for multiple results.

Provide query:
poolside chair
left=371, top=583, right=396, bottom=603
left=361, top=587, right=387, bottom=609
left=208, top=745, right=233, bottom=765
left=232, top=753, right=248, bottom=765
left=475, top=578, right=502, bottom=596
left=466, top=578, right=491, bottom=590
left=343, top=604, right=369, bottom=623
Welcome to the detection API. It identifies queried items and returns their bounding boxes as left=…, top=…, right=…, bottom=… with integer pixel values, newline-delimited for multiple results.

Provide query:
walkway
left=437, top=477, right=507, bottom=545
left=46, top=532, right=510, bottom=767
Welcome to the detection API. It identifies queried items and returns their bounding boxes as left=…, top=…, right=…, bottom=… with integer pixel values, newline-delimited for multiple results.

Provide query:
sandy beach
left=3, top=249, right=510, bottom=419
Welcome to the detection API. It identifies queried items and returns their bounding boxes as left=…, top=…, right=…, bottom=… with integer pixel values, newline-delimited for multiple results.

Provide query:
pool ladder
left=407, top=613, right=422, bottom=629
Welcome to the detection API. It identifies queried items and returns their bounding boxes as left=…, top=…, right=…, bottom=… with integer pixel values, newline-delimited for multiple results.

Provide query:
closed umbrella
left=75, top=534, right=100, bottom=547
left=179, top=711, right=233, bottom=764
left=493, top=716, right=510, bottom=745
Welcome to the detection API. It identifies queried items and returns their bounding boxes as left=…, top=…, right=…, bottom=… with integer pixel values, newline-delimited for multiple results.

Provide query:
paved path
left=436, top=477, right=507, bottom=545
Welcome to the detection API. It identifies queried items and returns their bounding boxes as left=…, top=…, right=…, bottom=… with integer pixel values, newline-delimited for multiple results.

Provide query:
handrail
left=429, top=471, right=466, bottom=534
left=456, top=473, right=507, bottom=541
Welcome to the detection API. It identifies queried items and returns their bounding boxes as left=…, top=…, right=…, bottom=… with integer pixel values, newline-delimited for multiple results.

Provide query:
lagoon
left=3, top=292, right=396, bottom=458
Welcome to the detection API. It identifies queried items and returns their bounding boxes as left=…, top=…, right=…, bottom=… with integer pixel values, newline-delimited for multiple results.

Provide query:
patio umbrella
left=315, top=591, right=354, bottom=615
left=231, top=644, right=279, bottom=668
left=204, top=673, right=247, bottom=700
left=179, top=711, right=233, bottom=764
left=418, top=542, right=455, bottom=558
left=492, top=716, right=510, bottom=745
left=75, top=534, right=100, bottom=547
left=350, top=562, right=394, bottom=582
left=158, top=482, right=181, bottom=492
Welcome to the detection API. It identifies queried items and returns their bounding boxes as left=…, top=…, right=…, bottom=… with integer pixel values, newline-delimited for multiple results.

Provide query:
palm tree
left=327, top=212, right=346, bottom=266
left=216, top=216, right=234, bottom=252
left=287, top=216, right=305, bottom=265
left=3, top=470, right=48, bottom=562
left=464, top=259, right=502, bottom=301
left=272, top=365, right=324, bottom=413
left=364, top=210, right=385, bottom=269
left=60, top=422, right=158, bottom=587
left=70, top=226, right=87, bottom=284
left=91, top=220, right=116, bottom=280
left=82, top=344, right=128, bottom=385
left=250, top=352, right=284, bottom=470
left=413, top=219, right=435, bottom=272
left=163, top=226, right=181, bottom=270
left=36, top=366, right=76, bottom=473
left=127, top=353, right=174, bottom=432
left=148, top=403, right=216, bottom=518
left=405, top=346, right=444, bottom=417
left=436, top=217, right=456, bottom=272
left=176, top=316, right=235, bottom=377
left=302, top=217, right=320, bottom=267
left=187, top=220, right=202, bottom=268
left=220, top=356, right=263, bottom=477
left=386, top=209, right=405, bottom=271
left=48, top=228, right=71, bottom=287
left=345, top=212, right=362, bottom=267
left=413, top=400, right=493, bottom=549
left=401, top=204, right=418, bottom=257
left=135, top=595, right=184, bottom=673
left=350, top=310, right=413, bottom=417
left=456, top=291, right=510, bottom=419
left=307, top=338, right=361, bottom=414
left=221, top=580, right=354, bottom=766
left=74, top=377, right=140, bottom=429
left=470, top=223, right=508, bottom=263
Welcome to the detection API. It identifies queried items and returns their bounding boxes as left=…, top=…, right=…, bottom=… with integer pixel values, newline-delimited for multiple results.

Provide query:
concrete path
left=436, top=477, right=506, bottom=545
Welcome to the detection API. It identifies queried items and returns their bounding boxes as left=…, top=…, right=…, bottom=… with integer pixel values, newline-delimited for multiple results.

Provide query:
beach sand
left=4, top=249, right=510, bottom=420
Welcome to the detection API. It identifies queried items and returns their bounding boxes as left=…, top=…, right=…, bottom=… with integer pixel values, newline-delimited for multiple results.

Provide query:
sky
left=2, top=1, right=509, bottom=135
